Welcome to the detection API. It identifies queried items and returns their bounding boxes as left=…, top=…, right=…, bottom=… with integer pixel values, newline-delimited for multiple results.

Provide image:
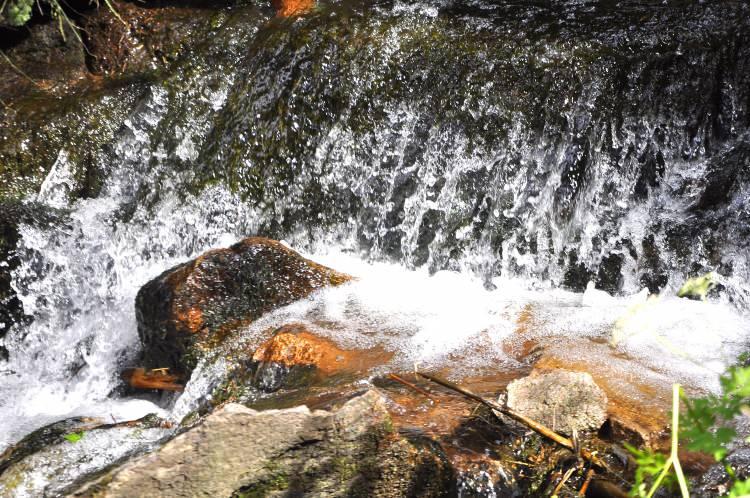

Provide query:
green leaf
left=63, top=431, right=85, bottom=443
left=728, top=479, right=750, bottom=498
left=624, top=443, right=675, bottom=496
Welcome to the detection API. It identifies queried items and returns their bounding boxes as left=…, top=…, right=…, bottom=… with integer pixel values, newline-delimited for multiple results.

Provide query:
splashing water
left=0, top=0, right=749, bottom=493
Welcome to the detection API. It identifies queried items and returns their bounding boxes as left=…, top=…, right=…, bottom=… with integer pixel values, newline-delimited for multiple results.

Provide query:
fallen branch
left=579, top=467, right=594, bottom=495
left=388, top=373, right=437, bottom=402
left=415, top=371, right=606, bottom=468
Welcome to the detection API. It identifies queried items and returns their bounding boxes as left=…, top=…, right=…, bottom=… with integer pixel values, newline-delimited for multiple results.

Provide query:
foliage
left=627, top=385, right=689, bottom=498
left=626, top=443, right=676, bottom=496
left=729, top=479, right=750, bottom=498
left=629, top=364, right=750, bottom=497
left=676, top=272, right=716, bottom=300
left=2, top=0, right=33, bottom=26
left=1, top=0, right=120, bottom=40
left=681, top=363, right=750, bottom=462
left=63, top=431, right=85, bottom=443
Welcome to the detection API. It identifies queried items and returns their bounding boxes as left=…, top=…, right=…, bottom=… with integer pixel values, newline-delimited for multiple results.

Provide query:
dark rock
left=0, top=415, right=103, bottom=476
left=0, top=414, right=173, bottom=497
left=135, top=237, right=351, bottom=375
left=0, top=201, right=65, bottom=339
left=71, top=390, right=455, bottom=497
left=81, top=2, right=217, bottom=76
left=0, top=22, right=87, bottom=101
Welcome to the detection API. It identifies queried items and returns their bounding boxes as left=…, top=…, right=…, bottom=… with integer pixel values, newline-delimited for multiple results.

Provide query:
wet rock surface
left=248, top=323, right=392, bottom=392
left=72, top=390, right=455, bottom=498
left=136, top=237, right=351, bottom=374
left=82, top=1, right=220, bottom=76
left=0, top=201, right=66, bottom=341
left=0, top=414, right=173, bottom=497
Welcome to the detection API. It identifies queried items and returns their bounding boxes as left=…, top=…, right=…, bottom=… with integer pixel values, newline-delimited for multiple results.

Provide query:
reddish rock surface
left=272, top=0, right=315, bottom=17
left=253, top=323, right=391, bottom=374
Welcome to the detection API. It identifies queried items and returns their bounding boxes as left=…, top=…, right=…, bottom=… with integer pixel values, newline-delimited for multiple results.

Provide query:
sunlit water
left=1, top=1, right=749, bottom=494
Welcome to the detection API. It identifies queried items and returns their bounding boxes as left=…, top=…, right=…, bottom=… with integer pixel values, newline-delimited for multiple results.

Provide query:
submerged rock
left=72, top=390, right=454, bottom=497
left=136, top=237, right=351, bottom=374
left=249, top=323, right=392, bottom=392
left=505, top=369, right=608, bottom=435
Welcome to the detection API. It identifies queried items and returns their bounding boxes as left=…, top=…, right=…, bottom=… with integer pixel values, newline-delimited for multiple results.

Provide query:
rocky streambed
left=2, top=237, right=745, bottom=497
left=2, top=0, right=750, bottom=496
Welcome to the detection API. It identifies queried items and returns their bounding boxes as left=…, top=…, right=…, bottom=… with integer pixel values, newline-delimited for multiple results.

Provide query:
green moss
left=332, top=455, right=358, bottom=482
left=232, top=461, right=290, bottom=497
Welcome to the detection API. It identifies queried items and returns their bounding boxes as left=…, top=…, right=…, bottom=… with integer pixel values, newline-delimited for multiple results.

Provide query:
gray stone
left=505, top=369, right=608, bottom=435
left=72, top=390, right=454, bottom=497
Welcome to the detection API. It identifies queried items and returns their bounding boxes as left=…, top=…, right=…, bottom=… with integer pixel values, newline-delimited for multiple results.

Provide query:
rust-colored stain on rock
left=272, top=0, right=315, bottom=17
left=253, top=323, right=391, bottom=374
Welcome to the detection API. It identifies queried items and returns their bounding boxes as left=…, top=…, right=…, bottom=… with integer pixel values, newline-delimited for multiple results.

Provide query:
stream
left=1, top=0, right=749, bottom=495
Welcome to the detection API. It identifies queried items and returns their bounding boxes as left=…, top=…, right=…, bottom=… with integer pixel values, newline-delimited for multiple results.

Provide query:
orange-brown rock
left=250, top=323, right=391, bottom=391
left=136, top=237, right=351, bottom=375
left=122, top=368, right=184, bottom=392
left=272, top=0, right=315, bottom=17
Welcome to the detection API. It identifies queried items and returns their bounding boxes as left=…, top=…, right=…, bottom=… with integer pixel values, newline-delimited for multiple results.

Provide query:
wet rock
left=0, top=416, right=100, bottom=476
left=249, top=323, right=391, bottom=392
left=0, top=201, right=66, bottom=339
left=72, top=390, right=455, bottom=497
left=533, top=344, right=672, bottom=448
left=0, top=22, right=87, bottom=101
left=0, top=415, right=172, bottom=497
left=505, top=369, right=608, bottom=435
left=136, top=237, right=351, bottom=374
left=82, top=2, right=219, bottom=76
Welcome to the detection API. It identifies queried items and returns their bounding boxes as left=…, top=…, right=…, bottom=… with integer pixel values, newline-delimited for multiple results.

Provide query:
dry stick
left=415, top=371, right=607, bottom=469
left=388, top=373, right=437, bottom=402
left=552, top=466, right=577, bottom=496
left=579, top=467, right=595, bottom=496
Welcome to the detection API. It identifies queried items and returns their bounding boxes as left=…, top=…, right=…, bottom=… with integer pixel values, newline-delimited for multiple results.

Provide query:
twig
left=388, top=373, right=436, bottom=402
left=0, top=50, right=42, bottom=88
left=552, top=465, right=576, bottom=496
left=579, top=467, right=595, bottom=495
left=645, top=384, right=689, bottom=498
left=416, top=371, right=607, bottom=469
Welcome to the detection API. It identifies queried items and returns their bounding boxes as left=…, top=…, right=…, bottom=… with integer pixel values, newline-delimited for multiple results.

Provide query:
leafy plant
left=627, top=384, right=690, bottom=497
left=680, top=363, right=750, bottom=490
left=1, top=0, right=121, bottom=42
left=629, top=364, right=750, bottom=497
left=63, top=431, right=86, bottom=443
left=729, top=479, right=750, bottom=498
left=1, top=0, right=33, bottom=26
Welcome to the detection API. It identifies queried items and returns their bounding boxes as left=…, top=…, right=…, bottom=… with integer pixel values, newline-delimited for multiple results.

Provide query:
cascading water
left=1, top=0, right=750, bottom=494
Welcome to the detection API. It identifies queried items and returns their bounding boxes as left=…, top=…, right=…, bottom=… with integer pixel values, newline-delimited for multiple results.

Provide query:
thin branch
left=416, top=371, right=607, bottom=469
left=388, top=373, right=437, bottom=402
left=0, top=50, right=42, bottom=87
left=579, top=467, right=595, bottom=496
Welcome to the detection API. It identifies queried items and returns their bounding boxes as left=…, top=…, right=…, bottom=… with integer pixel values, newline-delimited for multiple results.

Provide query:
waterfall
left=1, top=0, right=749, bottom=473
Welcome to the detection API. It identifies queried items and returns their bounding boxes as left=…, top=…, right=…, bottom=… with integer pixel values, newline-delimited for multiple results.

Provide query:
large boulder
left=72, top=390, right=454, bottom=497
left=135, top=237, right=351, bottom=374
